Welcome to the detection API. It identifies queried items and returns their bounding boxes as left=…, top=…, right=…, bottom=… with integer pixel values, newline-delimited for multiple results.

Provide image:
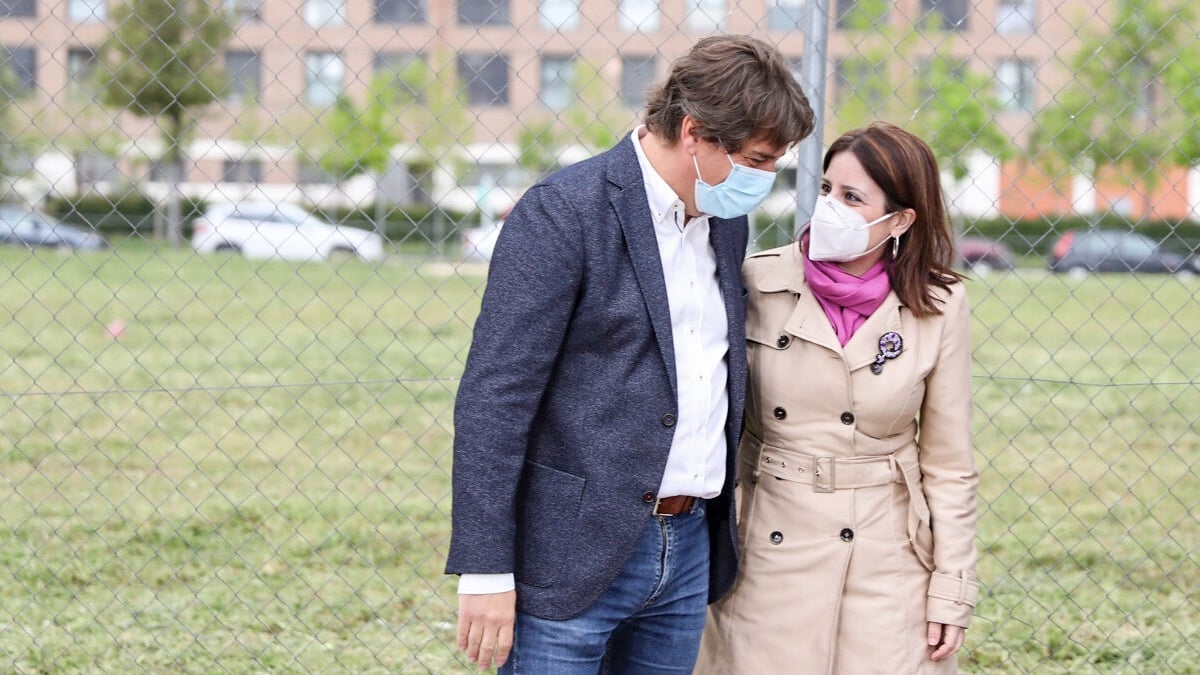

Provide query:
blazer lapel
left=608, top=138, right=678, bottom=397
left=708, top=218, right=740, bottom=330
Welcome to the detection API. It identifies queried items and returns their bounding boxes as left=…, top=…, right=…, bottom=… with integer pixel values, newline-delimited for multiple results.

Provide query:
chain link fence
left=0, top=0, right=1197, bottom=671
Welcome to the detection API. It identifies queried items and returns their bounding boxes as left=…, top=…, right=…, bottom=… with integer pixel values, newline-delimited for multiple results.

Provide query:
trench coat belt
left=744, top=433, right=936, bottom=570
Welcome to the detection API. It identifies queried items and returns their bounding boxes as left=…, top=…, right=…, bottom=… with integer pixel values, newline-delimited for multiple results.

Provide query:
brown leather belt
left=653, top=495, right=698, bottom=516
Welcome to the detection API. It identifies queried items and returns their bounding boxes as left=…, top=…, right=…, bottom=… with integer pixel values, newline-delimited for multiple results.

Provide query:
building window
left=375, top=0, right=422, bottom=22
left=374, top=52, right=424, bottom=100
left=996, top=0, right=1034, bottom=34
left=225, top=51, right=260, bottom=104
left=540, top=55, right=574, bottom=110
left=620, top=55, right=655, bottom=109
left=768, top=0, right=804, bottom=31
left=225, top=0, right=262, bottom=21
left=539, top=0, right=578, bottom=30
left=0, top=46, right=36, bottom=98
left=619, top=0, right=659, bottom=31
left=68, top=0, right=105, bottom=22
left=0, top=0, right=35, bottom=17
left=995, top=58, right=1034, bottom=112
left=920, top=0, right=967, bottom=31
left=458, top=53, right=509, bottom=106
left=458, top=0, right=508, bottom=25
left=222, top=159, right=263, bottom=183
left=305, top=0, right=344, bottom=26
left=305, top=52, right=344, bottom=107
left=67, top=47, right=97, bottom=101
left=686, top=0, right=724, bottom=31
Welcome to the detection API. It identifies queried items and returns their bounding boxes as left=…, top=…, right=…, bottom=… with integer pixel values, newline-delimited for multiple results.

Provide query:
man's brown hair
left=643, top=35, right=815, bottom=152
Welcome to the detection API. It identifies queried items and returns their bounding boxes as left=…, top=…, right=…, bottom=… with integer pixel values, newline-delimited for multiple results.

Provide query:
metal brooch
left=871, top=331, right=904, bottom=375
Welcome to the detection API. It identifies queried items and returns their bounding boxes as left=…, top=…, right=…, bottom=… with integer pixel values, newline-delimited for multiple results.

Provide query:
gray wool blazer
left=445, top=135, right=749, bottom=621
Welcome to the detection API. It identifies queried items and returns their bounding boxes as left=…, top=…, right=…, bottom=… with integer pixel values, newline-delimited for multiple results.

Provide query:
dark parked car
left=957, top=235, right=1015, bottom=275
left=1048, top=229, right=1199, bottom=277
left=0, top=205, right=108, bottom=250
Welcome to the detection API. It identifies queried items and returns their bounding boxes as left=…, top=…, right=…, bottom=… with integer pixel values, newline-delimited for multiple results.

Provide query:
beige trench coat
left=697, top=243, right=980, bottom=675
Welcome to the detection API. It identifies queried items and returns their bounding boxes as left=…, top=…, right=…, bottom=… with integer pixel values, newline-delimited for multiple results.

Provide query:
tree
left=97, top=0, right=231, bottom=246
left=560, top=59, right=632, bottom=154
left=1032, top=0, right=1200, bottom=217
left=517, top=59, right=633, bottom=179
left=393, top=50, right=475, bottom=206
left=308, top=74, right=406, bottom=235
left=832, top=0, right=1011, bottom=181
left=0, top=64, right=20, bottom=182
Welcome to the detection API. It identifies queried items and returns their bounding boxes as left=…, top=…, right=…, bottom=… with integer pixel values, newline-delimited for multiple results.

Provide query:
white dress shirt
left=459, top=128, right=730, bottom=595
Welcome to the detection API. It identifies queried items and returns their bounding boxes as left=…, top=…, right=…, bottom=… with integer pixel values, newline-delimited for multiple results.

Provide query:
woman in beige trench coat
left=697, top=123, right=979, bottom=674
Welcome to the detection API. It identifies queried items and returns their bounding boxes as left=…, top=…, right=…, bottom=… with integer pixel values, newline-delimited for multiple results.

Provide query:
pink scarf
left=801, top=234, right=891, bottom=346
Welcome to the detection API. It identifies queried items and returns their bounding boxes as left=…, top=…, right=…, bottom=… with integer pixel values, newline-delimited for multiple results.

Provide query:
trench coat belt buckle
left=812, top=457, right=836, bottom=493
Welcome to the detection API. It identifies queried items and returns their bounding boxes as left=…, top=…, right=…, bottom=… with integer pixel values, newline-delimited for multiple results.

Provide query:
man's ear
left=680, top=115, right=702, bottom=153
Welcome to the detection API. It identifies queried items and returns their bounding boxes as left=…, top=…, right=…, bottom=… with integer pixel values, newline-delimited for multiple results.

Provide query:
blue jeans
left=500, top=502, right=710, bottom=675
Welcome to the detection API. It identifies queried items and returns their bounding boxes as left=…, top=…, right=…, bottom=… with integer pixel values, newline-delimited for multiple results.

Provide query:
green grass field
left=0, top=242, right=1196, bottom=673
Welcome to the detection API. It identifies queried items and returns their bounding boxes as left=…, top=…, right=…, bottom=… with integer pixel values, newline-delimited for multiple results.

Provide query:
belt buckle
left=653, top=497, right=675, bottom=517
left=813, top=457, right=835, bottom=493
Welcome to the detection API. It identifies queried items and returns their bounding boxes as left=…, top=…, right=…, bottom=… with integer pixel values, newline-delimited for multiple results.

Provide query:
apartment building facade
left=3, top=0, right=1194, bottom=221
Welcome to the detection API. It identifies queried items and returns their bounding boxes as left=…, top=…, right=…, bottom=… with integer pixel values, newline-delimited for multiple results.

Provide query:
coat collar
left=751, top=241, right=906, bottom=369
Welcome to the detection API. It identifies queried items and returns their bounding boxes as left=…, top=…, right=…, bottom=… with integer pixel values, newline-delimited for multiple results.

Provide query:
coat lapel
left=607, top=138, right=678, bottom=397
left=755, top=242, right=844, bottom=354
left=842, top=293, right=904, bottom=372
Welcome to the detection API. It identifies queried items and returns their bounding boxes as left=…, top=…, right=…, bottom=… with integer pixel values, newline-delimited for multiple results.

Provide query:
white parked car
left=191, top=201, right=384, bottom=262
left=461, top=220, right=503, bottom=263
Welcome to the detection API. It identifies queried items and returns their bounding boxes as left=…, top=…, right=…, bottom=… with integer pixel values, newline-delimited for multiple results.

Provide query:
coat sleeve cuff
left=926, top=571, right=979, bottom=628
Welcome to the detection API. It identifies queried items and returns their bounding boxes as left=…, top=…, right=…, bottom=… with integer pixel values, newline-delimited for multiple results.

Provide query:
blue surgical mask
left=693, top=152, right=776, bottom=219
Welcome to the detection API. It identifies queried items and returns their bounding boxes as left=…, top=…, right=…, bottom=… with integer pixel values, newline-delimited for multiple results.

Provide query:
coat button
left=840, top=528, right=854, bottom=542
left=642, top=492, right=655, bottom=504
left=661, top=413, right=676, bottom=427
left=773, top=406, right=787, bottom=420
left=770, top=531, right=783, bottom=544
left=840, top=412, right=855, bottom=425
left=776, top=335, right=791, bottom=348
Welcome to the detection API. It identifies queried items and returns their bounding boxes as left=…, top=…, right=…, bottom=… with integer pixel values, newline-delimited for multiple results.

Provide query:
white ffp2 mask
left=808, top=195, right=895, bottom=262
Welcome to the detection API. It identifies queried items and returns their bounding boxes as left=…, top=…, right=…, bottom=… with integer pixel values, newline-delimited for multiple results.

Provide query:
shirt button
left=643, top=492, right=656, bottom=504
left=776, top=335, right=791, bottom=348
left=840, top=412, right=855, bottom=425
left=770, top=531, right=783, bottom=545
left=840, top=528, right=854, bottom=542
left=662, top=414, right=677, bottom=427
left=773, top=407, right=787, bottom=420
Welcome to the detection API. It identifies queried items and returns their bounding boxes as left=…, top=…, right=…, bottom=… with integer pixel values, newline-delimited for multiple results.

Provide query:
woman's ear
left=890, top=209, right=916, bottom=239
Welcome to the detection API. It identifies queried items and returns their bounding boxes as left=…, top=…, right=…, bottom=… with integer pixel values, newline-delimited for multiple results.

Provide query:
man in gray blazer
left=446, top=35, right=814, bottom=673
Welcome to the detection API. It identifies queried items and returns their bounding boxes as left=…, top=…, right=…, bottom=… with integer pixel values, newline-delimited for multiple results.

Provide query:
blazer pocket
left=515, top=460, right=586, bottom=588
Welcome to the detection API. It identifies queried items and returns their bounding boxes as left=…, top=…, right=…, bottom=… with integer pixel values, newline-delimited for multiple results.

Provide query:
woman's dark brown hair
left=824, top=122, right=962, bottom=316
left=644, top=35, right=815, bottom=152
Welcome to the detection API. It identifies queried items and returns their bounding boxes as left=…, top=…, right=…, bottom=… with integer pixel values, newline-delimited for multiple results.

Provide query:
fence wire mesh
left=0, top=0, right=1198, bottom=671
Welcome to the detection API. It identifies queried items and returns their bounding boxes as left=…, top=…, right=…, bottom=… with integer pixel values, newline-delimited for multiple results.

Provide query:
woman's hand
left=927, top=622, right=965, bottom=661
